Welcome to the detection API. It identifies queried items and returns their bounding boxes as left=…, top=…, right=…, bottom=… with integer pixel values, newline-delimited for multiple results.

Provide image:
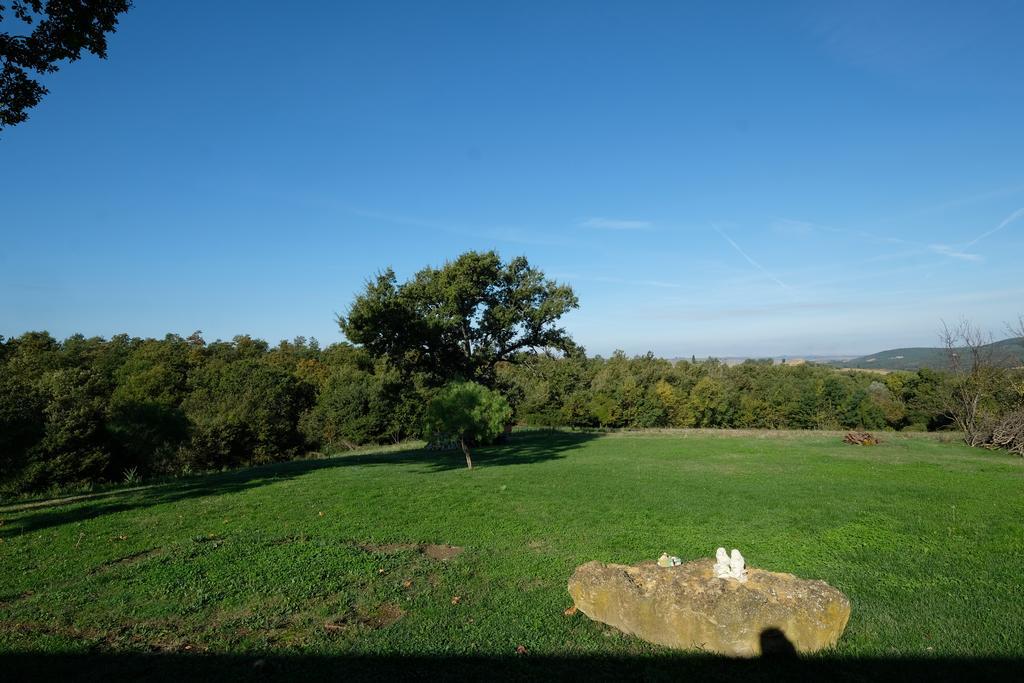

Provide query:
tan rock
left=567, top=558, right=850, bottom=657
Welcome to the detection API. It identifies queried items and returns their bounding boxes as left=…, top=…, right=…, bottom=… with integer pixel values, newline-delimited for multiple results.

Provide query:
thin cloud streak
left=579, top=217, right=652, bottom=230
left=964, top=206, right=1024, bottom=247
left=928, top=244, right=983, bottom=262
left=572, top=274, right=681, bottom=289
left=643, top=299, right=850, bottom=322
left=711, top=223, right=792, bottom=292
left=774, top=217, right=910, bottom=246
left=346, top=207, right=571, bottom=247
left=900, top=183, right=1024, bottom=218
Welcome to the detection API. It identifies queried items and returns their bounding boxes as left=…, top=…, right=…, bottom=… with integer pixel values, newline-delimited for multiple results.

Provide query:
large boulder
left=568, top=557, right=850, bottom=657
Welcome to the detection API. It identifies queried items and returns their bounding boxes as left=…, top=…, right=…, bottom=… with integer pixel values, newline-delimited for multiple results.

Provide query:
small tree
left=423, top=382, right=511, bottom=469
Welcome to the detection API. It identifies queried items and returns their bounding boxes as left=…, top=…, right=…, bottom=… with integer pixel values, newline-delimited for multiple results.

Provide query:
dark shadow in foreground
left=1, top=430, right=599, bottom=538
left=3, top=651, right=1020, bottom=682
left=759, top=627, right=799, bottom=658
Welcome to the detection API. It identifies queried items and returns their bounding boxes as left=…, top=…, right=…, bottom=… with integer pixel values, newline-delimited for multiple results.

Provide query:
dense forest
left=0, top=329, right=968, bottom=495
left=2, top=252, right=1021, bottom=494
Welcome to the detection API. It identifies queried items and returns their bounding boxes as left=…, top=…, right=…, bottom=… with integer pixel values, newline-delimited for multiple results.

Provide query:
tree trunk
left=460, top=436, right=473, bottom=469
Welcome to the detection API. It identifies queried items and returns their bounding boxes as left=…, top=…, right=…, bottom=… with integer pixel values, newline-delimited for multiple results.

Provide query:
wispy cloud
left=345, top=207, right=571, bottom=247
left=579, top=217, right=652, bottom=230
left=900, top=184, right=1024, bottom=219
left=568, top=274, right=681, bottom=289
left=864, top=248, right=928, bottom=263
left=774, top=217, right=909, bottom=245
left=771, top=218, right=816, bottom=237
left=964, top=206, right=1024, bottom=247
left=348, top=208, right=450, bottom=231
left=928, top=244, right=983, bottom=262
left=711, top=223, right=792, bottom=292
left=942, top=286, right=1024, bottom=304
left=645, top=300, right=853, bottom=322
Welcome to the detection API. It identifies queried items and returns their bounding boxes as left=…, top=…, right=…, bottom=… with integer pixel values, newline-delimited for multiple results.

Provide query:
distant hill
left=668, top=355, right=858, bottom=366
left=834, top=337, right=1024, bottom=371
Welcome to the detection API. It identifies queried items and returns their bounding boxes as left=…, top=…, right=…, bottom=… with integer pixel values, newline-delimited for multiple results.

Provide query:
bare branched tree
left=940, top=319, right=1001, bottom=447
left=1008, top=315, right=1024, bottom=396
left=941, top=316, right=1024, bottom=455
left=991, top=316, right=1024, bottom=456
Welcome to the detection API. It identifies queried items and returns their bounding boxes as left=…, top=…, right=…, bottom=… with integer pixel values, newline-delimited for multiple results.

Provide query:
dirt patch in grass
left=422, top=544, right=463, bottom=561
left=517, top=577, right=547, bottom=591
left=4, top=617, right=206, bottom=653
left=90, top=547, right=162, bottom=574
left=357, top=542, right=463, bottom=561
left=193, top=534, right=224, bottom=542
left=358, top=542, right=419, bottom=554
left=4, top=620, right=107, bottom=643
left=324, top=603, right=405, bottom=632
left=0, top=590, right=34, bottom=608
left=269, top=534, right=308, bottom=546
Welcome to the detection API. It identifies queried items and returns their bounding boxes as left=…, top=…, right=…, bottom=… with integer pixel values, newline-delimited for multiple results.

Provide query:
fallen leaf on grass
left=451, top=595, right=461, bottom=605
left=563, top=606, right=578, bottom=617
left=516, top=645, right=528, bottom=655
left=402, top=580, right=413, bottom=589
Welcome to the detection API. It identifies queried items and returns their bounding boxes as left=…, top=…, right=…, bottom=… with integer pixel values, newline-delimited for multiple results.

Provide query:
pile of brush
left=843, top=432, right=880, bottom=446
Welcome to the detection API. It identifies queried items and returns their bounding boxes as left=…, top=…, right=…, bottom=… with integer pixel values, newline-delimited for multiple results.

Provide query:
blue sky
left=2, top=1, right=1022, bottom=357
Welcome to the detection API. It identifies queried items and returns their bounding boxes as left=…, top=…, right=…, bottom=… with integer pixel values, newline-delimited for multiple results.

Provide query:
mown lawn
left=1, top=430, right=1022, bottom=681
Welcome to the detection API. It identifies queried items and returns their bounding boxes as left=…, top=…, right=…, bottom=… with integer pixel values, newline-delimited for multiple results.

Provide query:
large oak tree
left=339, top=251, right=579, bottom=386
left=1, top=0, right=132, bottom=130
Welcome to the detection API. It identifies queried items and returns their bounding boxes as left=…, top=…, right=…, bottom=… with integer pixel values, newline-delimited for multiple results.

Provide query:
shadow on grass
left=2, top=651, right=1020, bottom=682
left=0, top=431, right=598, bottom=539
left=335, top=429, right=600, bottom=472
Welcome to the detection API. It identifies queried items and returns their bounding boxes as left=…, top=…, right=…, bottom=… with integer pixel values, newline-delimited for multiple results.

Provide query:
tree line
left=0, top=329, right=980, bottom=495
left=499, top=351, right=954, bottom=432
left=2, top=251, right=1021, bottom=494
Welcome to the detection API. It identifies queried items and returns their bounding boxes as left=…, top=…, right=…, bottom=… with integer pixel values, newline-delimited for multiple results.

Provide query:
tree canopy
left=3, top=326, right=1017, bottom=494
left=1, top=0, right=132, bottom=130
left=423, top=381, right=512, bottom=469
left=339, top=251, right=579, bottom=386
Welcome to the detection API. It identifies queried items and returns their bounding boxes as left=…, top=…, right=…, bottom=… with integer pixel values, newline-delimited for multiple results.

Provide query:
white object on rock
left=658, top=553, right=683, bottom=568
left=713, top=547, right=730, bottom=576
left=713, top=547, right=747, bottom=582
left=729, top=548, right=747, bottom=581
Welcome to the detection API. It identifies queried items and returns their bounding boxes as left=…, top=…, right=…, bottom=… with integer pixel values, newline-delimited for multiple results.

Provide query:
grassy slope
left=1, top=431, right=1022, bottom=680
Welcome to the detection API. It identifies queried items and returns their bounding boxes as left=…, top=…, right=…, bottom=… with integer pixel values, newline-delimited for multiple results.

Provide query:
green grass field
left=2, top=430, right=1022, bottom=680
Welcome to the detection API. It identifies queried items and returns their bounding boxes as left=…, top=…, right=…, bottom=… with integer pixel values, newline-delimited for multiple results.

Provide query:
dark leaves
left=1, top=1, right=132, bottom=129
